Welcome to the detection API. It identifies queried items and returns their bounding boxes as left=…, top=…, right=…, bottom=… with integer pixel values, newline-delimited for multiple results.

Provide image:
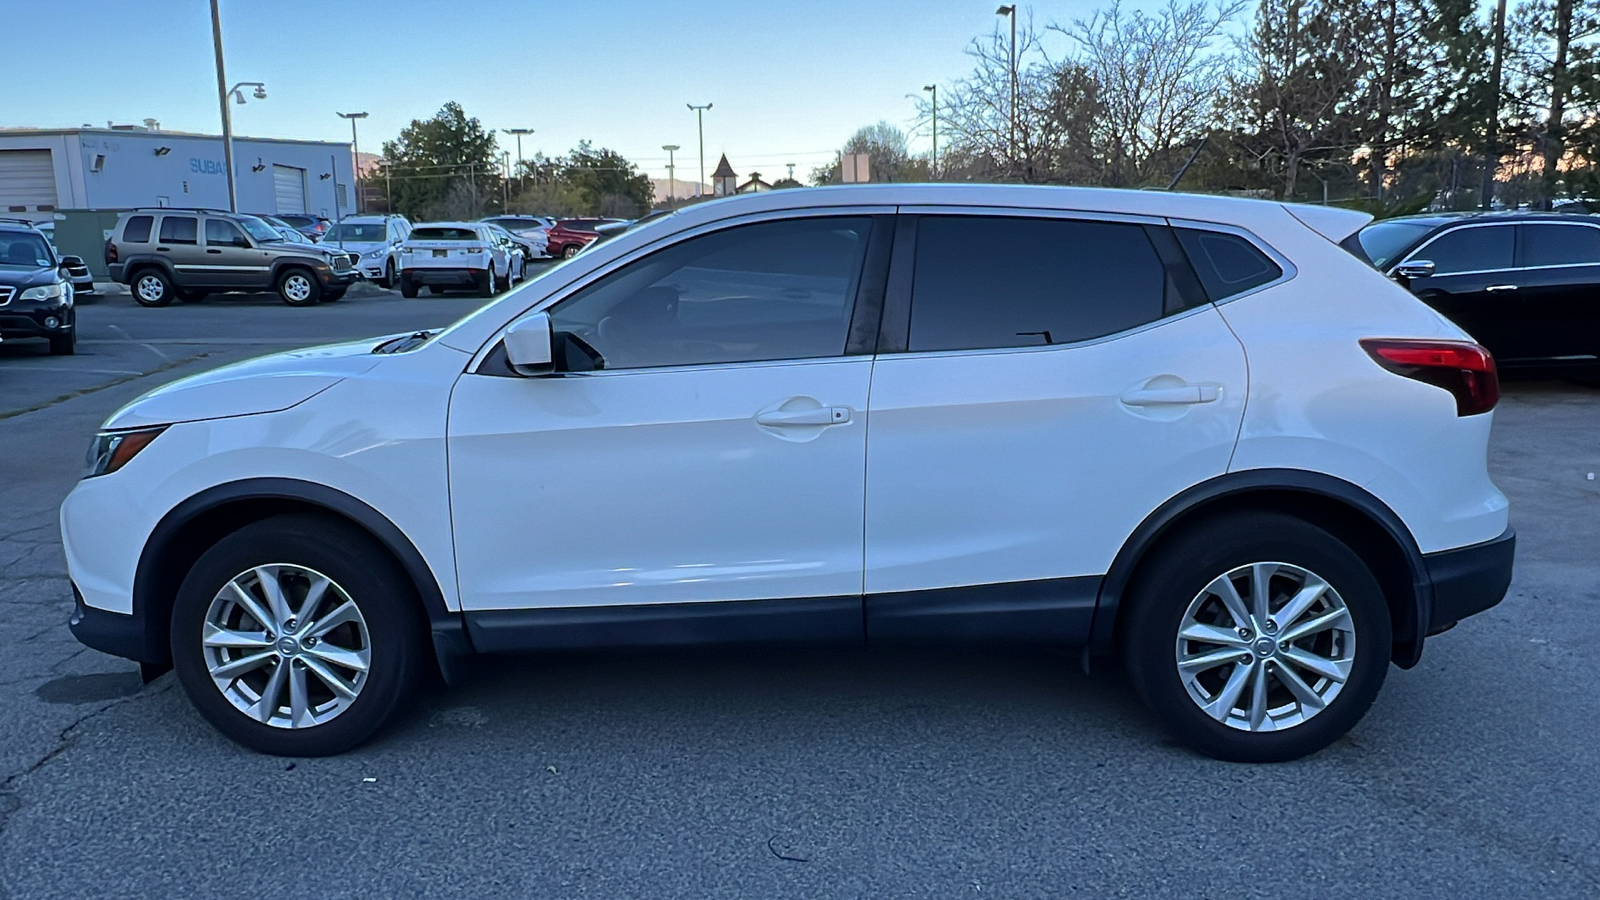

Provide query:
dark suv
left=1355, top=211, right=1600, bottom=381
left=0, top=218, right=79, bottom=355
left=106, top=209, right=357, bottom=307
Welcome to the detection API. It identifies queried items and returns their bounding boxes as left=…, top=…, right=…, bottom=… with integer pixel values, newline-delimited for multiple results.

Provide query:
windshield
left=238, top=216, right=284, bottom=243
left=326, top=223, right=387, bottom=242
left=0, top=232, right=54, bottom=268
left=1356, top=221, right=1436, bottom=269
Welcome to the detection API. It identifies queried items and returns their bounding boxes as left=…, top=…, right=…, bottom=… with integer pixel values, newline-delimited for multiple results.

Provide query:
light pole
left=210, top=0, right=265, bottom=212
left=687, top=103, right=712, bottom=197
left=503, top=127, right=533, bottom=187
left=924, top=84, right=938, bottom=177
left=996, top=5, right=1017, bottom=169
left=1482, top=0, right=1509, bottom=209
left=337, top=111, right=368, bottom=213
left=662, top=144, right=680, bottom=208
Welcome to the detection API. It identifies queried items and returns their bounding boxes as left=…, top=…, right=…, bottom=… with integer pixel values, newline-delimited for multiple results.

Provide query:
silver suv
left=105, top=209, right=358, bottom=307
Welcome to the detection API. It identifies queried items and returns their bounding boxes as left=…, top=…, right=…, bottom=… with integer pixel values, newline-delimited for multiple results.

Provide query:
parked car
left=543, top=219, right=608, bottom=259
left=323, top=215, right=412, bottom=287
left=33, top=220, right=98, bottom=299
left=272, top=214, right=332, bottom=242
left=64, top=185, right=1513, bottom=762
left=0, top=218, right=78, bottom=354
left=481, top=216, right=554, bottom=257
left=105, top=209, right=358, bottom=306
left=396, top=222, right=514, bottom=297
left=481, top=222, right=534, bottom=280
left=1355, top=211, right=1600, bottom=382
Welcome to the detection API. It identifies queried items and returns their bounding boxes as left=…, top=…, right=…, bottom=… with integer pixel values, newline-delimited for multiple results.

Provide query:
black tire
left=277, top=268, right=322, bottom=306
left=178, top=289, right=208, bottom=303
left=322, top=288, right=346, bottom=302
left=48, top=328, right=76, bottom=356
left=477, top=269, right=495, bottom=297
left=1120, top=511, right=1391, bottom=763
left=381, top=258, right=397, bottom=290
left=130, top=268, right=175, bottom=307
left=399, top=274, right=418, bottom=298
left=169, top=514, right=427, bottom=756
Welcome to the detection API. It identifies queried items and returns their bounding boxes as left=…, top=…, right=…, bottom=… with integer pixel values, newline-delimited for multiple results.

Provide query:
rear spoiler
left=1282, top=203, right=1372, bottom=244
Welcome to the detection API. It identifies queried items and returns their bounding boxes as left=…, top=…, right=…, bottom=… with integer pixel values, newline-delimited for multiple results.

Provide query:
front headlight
left=85, top=427, right=167, bottom=478
left=19, top=282, right=64, bottom=302
left=366, top=249, right=387, bottom=260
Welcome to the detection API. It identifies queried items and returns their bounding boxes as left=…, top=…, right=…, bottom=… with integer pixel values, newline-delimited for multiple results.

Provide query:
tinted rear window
left=907, top=216, right=1168, bottom=352
left=122, top=215, right=154, bottom=243
left=1175, top=228, right=1283, bottom=300
left=1418, top=226, right=1514, bottom=274
left=411, top=227, right=478, bottom=241
left=158, top=216, right=198, bottom=244
left=1519, top=224, right=1600, bottom=267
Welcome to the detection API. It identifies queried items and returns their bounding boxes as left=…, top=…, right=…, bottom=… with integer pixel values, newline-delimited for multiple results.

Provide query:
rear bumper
left=1424, top=527, right=1516, bottom=633
left=403, top=267, right=486, bottom=286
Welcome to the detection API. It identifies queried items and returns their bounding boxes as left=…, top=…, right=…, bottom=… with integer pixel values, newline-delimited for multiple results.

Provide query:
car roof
left=1374, top=210, right=1599, bottom=228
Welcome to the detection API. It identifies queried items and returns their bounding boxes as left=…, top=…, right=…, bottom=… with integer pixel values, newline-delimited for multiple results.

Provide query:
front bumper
left=317, top=267, right=359, bottom=289
left=69, top=584, right=164, bottom=664
left=0, top=303, right=74, bottom=339
left=1424, top=526, right=1516, bottom=633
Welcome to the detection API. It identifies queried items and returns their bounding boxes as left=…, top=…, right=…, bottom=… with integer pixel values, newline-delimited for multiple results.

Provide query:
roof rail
left=129, top=206, right=234, bottom=213
left=0, top=216, right=44, bottom=227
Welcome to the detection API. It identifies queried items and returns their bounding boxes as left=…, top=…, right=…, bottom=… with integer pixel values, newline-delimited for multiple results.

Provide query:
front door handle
left=1120, top=384, right=1221, bottom=406
left=755, top=406, right=851, bottom=427
left=1485, top=284, right=1518, bottom=292
left=206, top=248, right=223, bottom=254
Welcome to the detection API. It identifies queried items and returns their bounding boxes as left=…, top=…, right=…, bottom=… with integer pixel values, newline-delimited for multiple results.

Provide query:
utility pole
left=924, top=84, right=938, bottom=177
left=503, top=127, right=533, bottom=190
left=662, top=144, right=680, bottom=208
left=997, top=5, right=1017, bottom=169
left=1481, top=0, right=1509, bottom=209
left=786, top=162, right=795, bottom=181
left=337, top=111, right=368, bottom=213
left=502, top=151, right=512, bottom=210
left=687, top=103, right=712, bottom=197
left=209, top=0, right=238, bottom=212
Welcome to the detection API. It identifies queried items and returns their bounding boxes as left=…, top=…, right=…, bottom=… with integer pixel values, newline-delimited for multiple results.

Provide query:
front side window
left=204, top=219, right=246, bottom=246
left=548, top=216, right=873, bottom=370
left=1414, top=225, right=1513, bottom=275
left=158, top=216, right=198, bottom=245
left=907, top=216, right=1167, bottom=352
left=1519, top=223, right=1600, bottom=268
left=1175, top=228, right=1283, bottom=300
left=122, top=215, right=154, bottom=243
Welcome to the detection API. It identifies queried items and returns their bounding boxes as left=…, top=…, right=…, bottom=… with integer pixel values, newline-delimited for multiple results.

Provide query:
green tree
left=380, top=102, right=501, bottom=220
left=815, top=122, right=915, bottom=184
left=510, top=143, right=652, bottom=217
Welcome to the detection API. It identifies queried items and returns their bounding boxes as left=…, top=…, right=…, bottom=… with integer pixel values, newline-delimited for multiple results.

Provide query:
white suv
left=62, top=185, right=1514, bottom=761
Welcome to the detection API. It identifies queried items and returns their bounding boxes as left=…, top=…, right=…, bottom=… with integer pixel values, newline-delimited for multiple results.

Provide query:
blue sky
left=7, top=0, right=1129, bottom=184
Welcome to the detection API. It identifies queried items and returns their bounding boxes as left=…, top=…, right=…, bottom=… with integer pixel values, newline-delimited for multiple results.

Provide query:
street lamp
left=337, top=111, right=368, bottom=214
left=924, top=84, right=938, bottom=178
left=687, top=103, right=712, bottom=197
left=502, top=127, right=534, bottom=186
left=662, top=144, right=680, bottom=208
left=209, top=0, right=267, bottom=212
left=996, top=4, right=1017, bottom=167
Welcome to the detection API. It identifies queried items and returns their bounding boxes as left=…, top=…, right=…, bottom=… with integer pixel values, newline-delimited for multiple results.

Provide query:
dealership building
left=0, top=126, right=357, bottom=221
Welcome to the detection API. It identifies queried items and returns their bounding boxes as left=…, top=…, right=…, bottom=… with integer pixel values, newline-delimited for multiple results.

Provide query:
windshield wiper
left=372, top=331, right=434, bottom=354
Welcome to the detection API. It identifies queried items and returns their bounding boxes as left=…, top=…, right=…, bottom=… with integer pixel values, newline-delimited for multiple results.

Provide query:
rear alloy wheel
left=170, top=514, right=425, bottom=756
left=561, top=244, right=580, bottom=259
left=278, top=269, right=321, bottom=306
left=399, top=274, right=418, bottom=298
left=1121, top=512, right=1390, bottom=762
left=132, top=269, right=174, bottom=307
left=478, top=269, right=495, bottom=297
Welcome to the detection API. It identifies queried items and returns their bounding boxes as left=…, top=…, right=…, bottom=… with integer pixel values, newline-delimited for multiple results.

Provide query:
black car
left=1354, top=211, right=1600, bottom=380
left=0, top=219, right=78, bottom=355
left=272, top=213, right=332, bottom=242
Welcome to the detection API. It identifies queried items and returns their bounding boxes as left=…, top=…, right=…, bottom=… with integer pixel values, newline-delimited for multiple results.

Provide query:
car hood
left=0, top=266, right=58, bottom=288
left=103, top=337, right=386, bottom=430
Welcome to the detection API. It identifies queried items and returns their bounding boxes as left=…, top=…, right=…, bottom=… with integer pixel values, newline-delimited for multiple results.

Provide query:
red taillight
left=105, top=240, right=117, bottom=264
left=1361, top=338, right=1499, bottom=416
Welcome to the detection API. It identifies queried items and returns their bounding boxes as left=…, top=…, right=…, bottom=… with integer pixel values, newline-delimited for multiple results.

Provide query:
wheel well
left=134, top=498, right=437, bottom=669
left=1103, top=488, right=1424, bottom=666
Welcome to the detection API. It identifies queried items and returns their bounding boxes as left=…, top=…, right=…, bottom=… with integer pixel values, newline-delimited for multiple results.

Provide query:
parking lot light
left=338, top=112, right=369, bottom=213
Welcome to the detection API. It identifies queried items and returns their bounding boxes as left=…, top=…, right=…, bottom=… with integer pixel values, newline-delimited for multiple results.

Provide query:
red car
left=545, top=218, right=621, bottom=259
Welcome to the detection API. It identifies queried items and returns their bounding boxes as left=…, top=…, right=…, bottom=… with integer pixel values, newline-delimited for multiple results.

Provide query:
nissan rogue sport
left=63, top=185, right=1514, bottom=761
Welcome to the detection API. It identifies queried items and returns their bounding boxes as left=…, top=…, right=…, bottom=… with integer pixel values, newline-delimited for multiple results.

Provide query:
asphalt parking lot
left=1, top=283, right=1598, bottom=898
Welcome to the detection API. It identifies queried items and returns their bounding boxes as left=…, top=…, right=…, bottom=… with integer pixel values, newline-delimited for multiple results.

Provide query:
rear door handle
left=1120, top=384, right=1221, bottom=406
left=755, top=406, right=851, bottom=427
left=206, top=249, right=223, bottom=254
left=1485, top=284, right=1518, bottom=292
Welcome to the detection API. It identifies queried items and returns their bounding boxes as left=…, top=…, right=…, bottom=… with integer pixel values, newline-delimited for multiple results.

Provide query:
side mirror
left=503, top=312, right=554, bottom=377
left=1394, top=260, right=1435, bottom=281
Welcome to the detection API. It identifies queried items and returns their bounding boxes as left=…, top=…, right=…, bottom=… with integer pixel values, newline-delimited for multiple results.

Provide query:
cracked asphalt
left=1, top=283, right=1598, bottom=898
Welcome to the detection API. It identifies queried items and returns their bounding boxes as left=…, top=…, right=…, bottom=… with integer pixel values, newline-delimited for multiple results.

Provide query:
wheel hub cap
left=1174, top=561, right=1357, bottom=733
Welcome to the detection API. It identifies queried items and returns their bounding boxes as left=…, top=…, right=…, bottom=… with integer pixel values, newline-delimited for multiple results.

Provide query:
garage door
left=272, top=165, right=306, bottom=214
left=0, top=150, right=59, bottom=214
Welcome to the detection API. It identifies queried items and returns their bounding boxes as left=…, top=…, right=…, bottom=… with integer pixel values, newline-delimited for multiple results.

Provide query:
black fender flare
left=1087, top=468, right=1431, bottom=667
left=120, top=255, right=179, bottom=284
left=134, top=477, right=472, bottom=680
